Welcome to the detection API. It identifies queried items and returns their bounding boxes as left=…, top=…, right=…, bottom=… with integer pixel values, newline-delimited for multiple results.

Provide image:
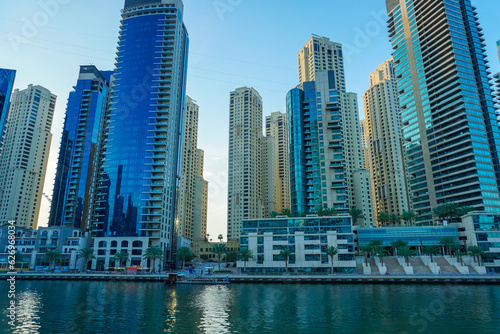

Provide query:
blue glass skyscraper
left=0, top=69, right=16, bottom=147
left=49, top=66, right=112, bottom=229
left=94, top=0, right=188, bottom=263
left=386, top=0, right=500, bottom=224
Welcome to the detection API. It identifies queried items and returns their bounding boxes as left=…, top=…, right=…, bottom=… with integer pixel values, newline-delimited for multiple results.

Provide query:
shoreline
left=1, top=273, right=500, bottom=284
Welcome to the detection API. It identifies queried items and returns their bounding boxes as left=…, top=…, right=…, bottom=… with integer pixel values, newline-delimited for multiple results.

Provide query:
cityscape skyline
left=1, top=1, right=499, bottom=238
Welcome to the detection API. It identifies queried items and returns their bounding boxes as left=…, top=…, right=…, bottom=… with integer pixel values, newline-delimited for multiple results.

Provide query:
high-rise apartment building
left=290, top=36, right=374, bottom=225
left=94, top=0, right=189, bottom=265
left=363, top=59, right=411, bottom=220
left=494, top=40, right=499, bottom=123
left=265, top=111, right=290, bottom=212
left=193, top=149, right=208, bottom=240
left=359, top=119, right=370, bottom=170
left=227, top=87, right=263, bottom=239
left=0, top=69, right=16, bottom=148
left=0, top=85, right=56, bottom=228
left=261, top=135, right=277, bottom=217
left=49, top=66, right=112, bottom=229
left=386, top=0, right=500, bottom=223
left=176, top=96, right=202, bottom=243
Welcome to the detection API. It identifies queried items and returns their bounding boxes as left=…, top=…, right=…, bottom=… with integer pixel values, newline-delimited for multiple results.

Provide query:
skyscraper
left=227, top=87, right=263, bottom=240
left=363, top=59, right=411, bottom=220
left=176, top=96, right=200, bottom=244
left=49, top=66, right=112, bottom=229
left=0, top=69, right=16, bottom=148
left=0, top=85, right=56, bottom=228
left=359, top=119, right=370, bottom=170
left=265, top=111, right=290, bottom=213
left=94, top=0, right=189, bottom=265
left=289, top=36, right=374, bottom=225
left=386, top=0, right=500, bottom=223
left=193, top=149, right=208, bottom=240
left=494, top=40, right=499, bottom=123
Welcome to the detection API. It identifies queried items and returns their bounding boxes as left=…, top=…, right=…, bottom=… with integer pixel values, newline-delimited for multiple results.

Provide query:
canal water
left=0, top=281, right=499, bottom=333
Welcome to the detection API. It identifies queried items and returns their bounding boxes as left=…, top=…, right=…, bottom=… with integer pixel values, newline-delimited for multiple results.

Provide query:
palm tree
left=44, top=249, right=62, bottom=270
left=325, top=246, right=339, bottom=274
left=375, top=247, right=387, bottom=266
left=390, top=239, right=408, bottom=256
left=218, top=234, right=223, bottom=242
left=432, top=206, right=447, bottom=224
left=143, top=246, right=164, bottom=272
left=78, top=247, right=95, bottom=271
left=377, top=212, right=390, bottom=227
left=279, top=248, right=292, bottom=273
left=389, top=214, right=400, bottom=226
left=368, top=239, right=383, bottom=251
left=359, top=246, right=371, bottom=266
left=468, top=246, right=486, bottom=265
left=348, top=207, right=365, bottom=226
left=433, top=203, right=461, bottom=224
left=280, top=208, right=292, bottom=217
left=213, top=243, right=227, bottom=272
left=398, top=246, right=415, bottom=266
left=423, top=245, right=440, bottom=262
left=114, top=251, right=129, bottom=268
left=439, top=237, right=457, bottom=256
left=400, top=211, right=416, bottom=226
left=458, top=206, right=475, bottom=217
left=238, top=248, right=254, bottom=271
left=176, top=247, right=194, bottom=269
left=269, top=211, right=279, bottom=218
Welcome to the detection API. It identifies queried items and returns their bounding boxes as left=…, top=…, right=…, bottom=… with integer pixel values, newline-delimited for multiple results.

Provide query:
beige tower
left=193, top=149, right=208, bottom=240
left=227, top=87, right=263, bottom=239
left=363, top=58, right=411, bottom=222
left=359, top=119, right=370, bottom=170
left=176, top=96, right=200, bottom=242
left=265, top=111, right=290, bottom=213
left=0, top=85, right=56, bottom=228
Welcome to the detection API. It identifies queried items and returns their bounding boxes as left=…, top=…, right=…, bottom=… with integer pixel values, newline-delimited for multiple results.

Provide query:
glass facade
left=0, top=69, right=16, bottom=147
left=50, top=66, right=112, bottom=229
left=387, top=0, right=500, bottom=224
left=94, top=0, right=189, bottom=261
left=472, top=214, right=500, bottom=271
left=357, top=226, right=459, bottom=247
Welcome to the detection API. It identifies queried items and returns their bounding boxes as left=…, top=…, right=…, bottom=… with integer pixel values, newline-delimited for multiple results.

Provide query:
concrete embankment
left=1, top=273, right=500, bottom=284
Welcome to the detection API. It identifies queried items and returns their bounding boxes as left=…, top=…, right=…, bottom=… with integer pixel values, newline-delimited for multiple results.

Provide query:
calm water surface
left=0, top=280, right=499, bottom=334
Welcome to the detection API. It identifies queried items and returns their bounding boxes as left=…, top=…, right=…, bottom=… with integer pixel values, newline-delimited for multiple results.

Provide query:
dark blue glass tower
left=94, top=0, right=188, bottom=260
left=49, top=66, right=112, bottom=229
left=0, top=69, right=16, bottom=148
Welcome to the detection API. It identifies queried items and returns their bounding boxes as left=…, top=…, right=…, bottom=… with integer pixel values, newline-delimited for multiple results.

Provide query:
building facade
left=0, top=85, right=56, bottom=228
left=386, top=0, right=500, bottom=224
left=0, top=69, right=16, bottom=148
left=265, top=111, right=291, bottom=213
left=192, top=149, right=208, bottom=240
left=238, top=216, right=356, bottom=273
left=93, top=0, right=189, bottom=267
left=359, top=119, right=370, bottom=170
left=49, top=66, right=112, bottom=229
left=363, top=59, right=411, bottom=221
left=227, top=87, right=264, bottom=239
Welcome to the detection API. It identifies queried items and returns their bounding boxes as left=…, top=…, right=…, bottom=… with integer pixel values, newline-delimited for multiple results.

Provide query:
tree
left=225, top=251, right=238, bottom=263
left=390, top=239, right=408, bottom=256
left=375, top=247, right=387, bottom=266
left=280, top=208, right=292, bottom=217
left=78, top=247, right=95, bottom=271
left=143, top=246, right=164, bottom=272
left=368, top=240, right=383, bottom=251
left=359, top=246, right=371, bottom=266
left=389, top=214, right=400, bottom=226
left=423, top=245, right=440, bottom=262
left=439, top=237, right=457, bottom=256
left=398, top=246, right=415, bottom=266
left=458, top=206, right=475, bottom=216
left=213, top=243, right=227, bottom=272
left=325, top=246, right=339, bottom=274
left=377, top=212, right=390, bottom=227
left=176, top=247, right=194, bottom=269
left=269, top=211, right=279, bottom=218
left=44, top=249, right=62, bottom=270
left=114, top=251, right=129, bottom=268
left=348, top=207, right=365, bottom=226
left=316, top=206, right=337, bottom=217
left=433, top=203, right=461, bottom=224
left=279, top=248, right=292, bottom=273
left=238, top=248, right=254, bottom=270
left=400, top=211, right=416, bottom=226
left=468, top=246, right=486, bottom=266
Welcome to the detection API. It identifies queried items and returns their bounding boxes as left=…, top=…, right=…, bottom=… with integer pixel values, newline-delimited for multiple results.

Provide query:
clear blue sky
left=1, top=0, right=499, bottom=240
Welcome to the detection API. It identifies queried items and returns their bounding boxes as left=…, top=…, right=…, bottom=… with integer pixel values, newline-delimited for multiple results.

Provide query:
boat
left=165, top=273, right=229, bottom=285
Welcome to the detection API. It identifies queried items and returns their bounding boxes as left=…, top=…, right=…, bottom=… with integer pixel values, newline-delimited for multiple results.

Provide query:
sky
left=1, top=0, right=499, bottom=241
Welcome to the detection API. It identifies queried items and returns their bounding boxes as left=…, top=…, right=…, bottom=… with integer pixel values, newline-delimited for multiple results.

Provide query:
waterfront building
left=363, top=59, right=411, bottom=222
left=227, top=87, right=264, bottom=239
left=0, top=85, right=56, bottom=228
left=191, top=238, right=239, bottom=261
left=193, top=149, right=208, bottom=240
left=91, top=236, right=150, bottom=270
left=238, top=215, right=356, bottom=273
left=93, top=0, right=189, bottom=268
left=49, top=66, right=112, bottom=230
left=386, top=0, right=500, bottom=224
left=0, top=226, right=89, bottom=271
left=265, top=111, right=291, bottom=213
left=0, top=68, right=16, bottom=149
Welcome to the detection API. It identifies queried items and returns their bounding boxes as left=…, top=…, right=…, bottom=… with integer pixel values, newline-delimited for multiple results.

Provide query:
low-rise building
left=192, top=238, right=240, bottom=260
left=91, top=236, right=150, bottom=271
left=238, top=215, right=356, bottom=274
left=357, top=226, right=461, bottom=248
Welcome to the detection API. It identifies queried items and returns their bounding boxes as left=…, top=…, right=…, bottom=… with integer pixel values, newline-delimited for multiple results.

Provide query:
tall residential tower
left=386, top=0, right=500, bottom=223
left=0, top=69, right=16, bottom=149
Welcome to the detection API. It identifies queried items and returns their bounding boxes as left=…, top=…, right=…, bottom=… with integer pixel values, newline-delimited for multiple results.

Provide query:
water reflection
left=0, top=281, right=499, bottom=333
